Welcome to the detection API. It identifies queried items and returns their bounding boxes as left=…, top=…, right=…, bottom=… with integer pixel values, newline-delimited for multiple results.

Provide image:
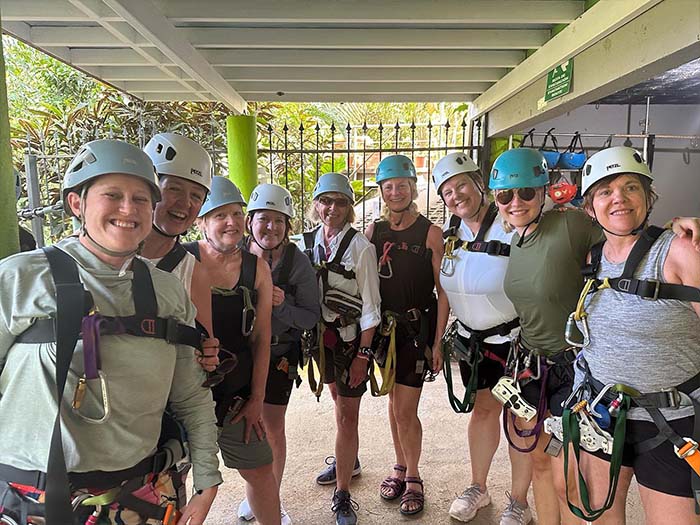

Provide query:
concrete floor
left=203, top=365, right=644, bottom=525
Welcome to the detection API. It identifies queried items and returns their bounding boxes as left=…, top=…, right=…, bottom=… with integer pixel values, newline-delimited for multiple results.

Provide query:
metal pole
left=24, top=154, right=45, bottom=247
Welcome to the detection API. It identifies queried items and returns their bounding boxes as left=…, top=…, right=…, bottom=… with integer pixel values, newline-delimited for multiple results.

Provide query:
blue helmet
left=489, top=148, right=548, bottom=191
left=313, top=172, right=354, bottom=202
left=375, top=154, right=417, bottom=184
left=198, top=176, right=246, bottom=217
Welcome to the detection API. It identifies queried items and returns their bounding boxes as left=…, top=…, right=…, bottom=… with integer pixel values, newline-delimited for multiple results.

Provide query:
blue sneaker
left=316, top=456, right=362, bottom=485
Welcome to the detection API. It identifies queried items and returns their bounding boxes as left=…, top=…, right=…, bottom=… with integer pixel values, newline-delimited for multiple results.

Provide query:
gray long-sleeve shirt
left=0, top=237, right=222, bottom=490
left=263, top=244, right=321, bottom=357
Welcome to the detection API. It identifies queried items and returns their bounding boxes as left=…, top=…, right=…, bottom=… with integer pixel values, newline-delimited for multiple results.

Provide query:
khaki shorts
left=217, top=411, right=273, bottom=471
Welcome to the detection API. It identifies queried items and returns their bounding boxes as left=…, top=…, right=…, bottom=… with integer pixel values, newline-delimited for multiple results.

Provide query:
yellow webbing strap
left=369, top=313, right=397, bottom=397
left=573, top=278, right=597, bottom=321
left=307, top=321, right=326, bottom=400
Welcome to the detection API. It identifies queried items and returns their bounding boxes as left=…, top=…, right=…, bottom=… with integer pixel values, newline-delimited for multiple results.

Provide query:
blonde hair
left=492, top=187, right=546, bottom=233
left=305, top=193, right=356, bottom=226
left=379, top=178, right=420, bottom=221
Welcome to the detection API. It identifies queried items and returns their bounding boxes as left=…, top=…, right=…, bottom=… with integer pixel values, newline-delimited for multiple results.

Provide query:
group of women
left=0, top=133, right=699, bottom=525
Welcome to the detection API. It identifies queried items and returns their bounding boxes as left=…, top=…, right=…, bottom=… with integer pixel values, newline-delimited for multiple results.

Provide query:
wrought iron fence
left=258, top=119, right=483, bottom=230
left=15, top=117, right=483, bottom=246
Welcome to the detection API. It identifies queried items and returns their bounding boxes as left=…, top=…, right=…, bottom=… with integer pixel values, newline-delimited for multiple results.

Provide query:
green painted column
left=0, top=9, right=20, bottom=259
left=226, top=115, right=258, bottom=200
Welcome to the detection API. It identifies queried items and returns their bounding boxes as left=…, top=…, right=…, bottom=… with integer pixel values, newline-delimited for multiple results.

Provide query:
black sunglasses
left=202, top=347, right=238, bottom=388
left=495, top=187, right=537, bottom=205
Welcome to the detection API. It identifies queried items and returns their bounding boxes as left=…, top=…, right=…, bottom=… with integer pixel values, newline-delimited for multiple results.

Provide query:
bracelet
left=357, top=346, right=373, bottom=358
left=355, top=353, right=370, bottom=362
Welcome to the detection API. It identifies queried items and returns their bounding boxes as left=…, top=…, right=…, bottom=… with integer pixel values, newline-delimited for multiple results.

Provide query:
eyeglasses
left=318, top=196, right=350, bottom=208
left=495, top=187, right=538, bottom=205
left=202, top=347, right=238, bottom=388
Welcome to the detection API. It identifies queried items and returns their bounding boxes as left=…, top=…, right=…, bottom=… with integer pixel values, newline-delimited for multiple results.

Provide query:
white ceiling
left=1, top=0, right=586, bottom=112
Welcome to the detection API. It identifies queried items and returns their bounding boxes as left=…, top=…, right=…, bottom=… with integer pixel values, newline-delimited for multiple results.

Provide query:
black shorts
left=458, top=339, right=509, bottom=391
left=317, top=327, right=366, bottom=398
left=394, top=333, right=430, bottom=389
left=519, top=352, right=574, bottom=418
left=264, top=358, right=294, bottom=406
left=584, top=416, right=696, bottom=498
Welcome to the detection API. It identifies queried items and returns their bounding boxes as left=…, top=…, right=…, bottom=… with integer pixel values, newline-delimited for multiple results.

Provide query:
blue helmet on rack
left=489, top=148, right=548, bottom=191
left=375, top=154, right=417, bottom=184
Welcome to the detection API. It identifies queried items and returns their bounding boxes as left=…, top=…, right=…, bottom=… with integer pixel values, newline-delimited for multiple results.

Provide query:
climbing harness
left=1, top=247, right=190, bottom=525
left=373, top=220, right=432, bottom=280
left=441, top=317, right=519, bottom=413
left=547, top=225, right=700, bottom=520
left=368, top=312, right=399, bottom=397
left=302, top=227, right=365, bottom=400
left=441, top=204, right=509, bottom=276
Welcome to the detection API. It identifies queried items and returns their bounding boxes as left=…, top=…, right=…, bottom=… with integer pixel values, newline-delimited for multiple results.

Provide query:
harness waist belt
left=584, top=367, right=700, bottom=410
left=459, top=317, right=519, bottom=342
left=15, top=316, right=202, bottom=350
left=0, top=448, right=171, bottom=492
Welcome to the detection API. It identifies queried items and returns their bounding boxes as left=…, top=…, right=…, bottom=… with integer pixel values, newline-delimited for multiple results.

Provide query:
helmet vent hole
left=633, top=152, right=643, bottom=163
left=156, top=144, right=163, bottom=154
left=165, top=146, right=177, bottom=161
left=71, top=161, right=83, bottom=172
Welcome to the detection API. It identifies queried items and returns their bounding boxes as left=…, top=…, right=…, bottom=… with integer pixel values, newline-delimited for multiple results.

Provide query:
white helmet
left=582, top=146, right=652, bottom=196
left=248, top=183, right=295, bottom=219
left=144, top=132, right=213, bottom=191
left=432, top=152, right=480, bottom=193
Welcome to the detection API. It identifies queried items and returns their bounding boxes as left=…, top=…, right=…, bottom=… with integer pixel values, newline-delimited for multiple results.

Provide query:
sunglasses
left=318, top=196, right=350, bottom=208
left=495, top=187, right=538, bottom=205
left=202, top=347, right=238, bottom=388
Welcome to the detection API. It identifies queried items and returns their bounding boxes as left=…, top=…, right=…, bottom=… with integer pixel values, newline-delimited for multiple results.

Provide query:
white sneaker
left=448, top=484, right=491, bottom=522
left=280, top=504, right=292, bottom=525
left=237, top=498, right=254, bottom=521
left=499, top=492, right=532, bottom=525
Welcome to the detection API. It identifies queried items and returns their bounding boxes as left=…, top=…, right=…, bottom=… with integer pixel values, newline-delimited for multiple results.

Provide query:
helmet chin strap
left=593, top=209, right=650, bottom=237
left=152, top=222, right=182, bottom=239
left=203, top=229, right=240, bottom=255
left=515, top=200, right=545, bottom=248
left=465, top=192, right=485, bottom=221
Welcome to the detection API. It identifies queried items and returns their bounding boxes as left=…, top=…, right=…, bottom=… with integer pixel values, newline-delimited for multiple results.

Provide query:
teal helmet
left=489, top=148, right=548, bottom=191
left=312, top=172, right=354, bottom=202
left=198, top=176, right=246, bottom=217
left=62, top=139, right=161, bottom=216
left=375, top=154, right=417, bottom=184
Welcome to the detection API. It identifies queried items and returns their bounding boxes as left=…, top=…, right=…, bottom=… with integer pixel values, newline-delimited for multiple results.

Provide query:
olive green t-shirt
left=504, top=209, right=602, bottom=356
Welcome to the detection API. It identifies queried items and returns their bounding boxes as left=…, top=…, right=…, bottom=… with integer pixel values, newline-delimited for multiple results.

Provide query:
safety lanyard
left=562, top=395, right=631, bottom=521
left=369, top=312, right=397, bottom=397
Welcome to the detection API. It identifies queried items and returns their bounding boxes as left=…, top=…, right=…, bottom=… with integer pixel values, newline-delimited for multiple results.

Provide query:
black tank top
left=209, top=250, right=258, bottom=423
left=371, top=214, right=435, bottom=312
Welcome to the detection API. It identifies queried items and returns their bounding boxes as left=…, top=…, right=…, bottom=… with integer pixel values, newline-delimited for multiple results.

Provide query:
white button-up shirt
left=306, top=223, right=381, bottom=341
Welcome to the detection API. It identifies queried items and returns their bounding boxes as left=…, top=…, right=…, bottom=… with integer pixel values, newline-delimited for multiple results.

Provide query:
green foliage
left=4, top=34, right=471, bottom=241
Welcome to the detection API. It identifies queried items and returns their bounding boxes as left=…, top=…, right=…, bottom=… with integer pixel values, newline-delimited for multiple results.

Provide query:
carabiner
left=72, top=371, right=111, bottom=424
left=565, top=312, right=590, bottom=348
left=380, top=313, right=396, bottom=337
left=240, top=286, right=257, bottom=337
left=440, top=237, right=459, bottom=276
left=378, top=259, right=393, bottom=279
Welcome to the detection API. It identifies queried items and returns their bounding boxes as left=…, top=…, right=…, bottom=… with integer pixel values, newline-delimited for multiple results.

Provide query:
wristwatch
left=357, top=346, right=373, bottom=360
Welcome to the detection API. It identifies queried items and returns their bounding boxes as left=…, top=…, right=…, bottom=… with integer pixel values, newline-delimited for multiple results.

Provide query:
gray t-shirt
left=0, top=237, right=222, bottom=489
left=575, top=229, right=700, bottom=421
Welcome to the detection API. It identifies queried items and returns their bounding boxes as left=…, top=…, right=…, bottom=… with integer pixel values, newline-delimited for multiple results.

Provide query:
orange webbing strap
left=676, top=440, right=700, bottom=477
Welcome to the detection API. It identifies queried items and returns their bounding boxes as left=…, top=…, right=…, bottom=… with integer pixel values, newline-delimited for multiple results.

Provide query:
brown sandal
left=379, top=464, right=406, bottom=501
left=399, top=477, right=424, bottom=515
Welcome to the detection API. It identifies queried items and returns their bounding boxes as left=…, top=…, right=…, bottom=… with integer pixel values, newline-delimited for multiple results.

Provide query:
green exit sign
left=544, top=59, right=573, bottom=102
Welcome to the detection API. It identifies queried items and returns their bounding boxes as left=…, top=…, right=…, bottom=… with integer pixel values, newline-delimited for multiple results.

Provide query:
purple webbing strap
left=80, top=314, right=104, bottom=380
left=503, top=360, right=550, bottom=453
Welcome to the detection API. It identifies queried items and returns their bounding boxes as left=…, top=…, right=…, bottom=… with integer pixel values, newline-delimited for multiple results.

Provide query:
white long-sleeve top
left=307, top=223, right=381, bottom=342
